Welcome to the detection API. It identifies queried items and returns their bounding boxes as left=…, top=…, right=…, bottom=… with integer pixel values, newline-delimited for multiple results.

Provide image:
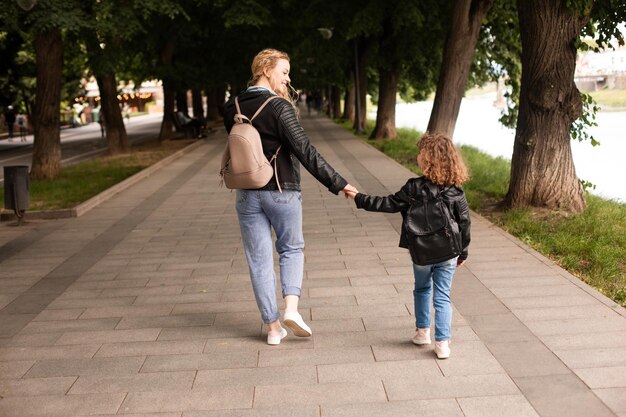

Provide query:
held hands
left=342, top=184, right=358, bottom=200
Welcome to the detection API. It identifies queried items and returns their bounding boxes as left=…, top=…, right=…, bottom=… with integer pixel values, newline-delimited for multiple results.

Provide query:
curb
left=1, top=139, right=206, bottom=222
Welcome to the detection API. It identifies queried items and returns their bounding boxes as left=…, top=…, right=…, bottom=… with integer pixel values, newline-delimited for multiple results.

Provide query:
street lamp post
left=16, top=0, right=37, bottom=11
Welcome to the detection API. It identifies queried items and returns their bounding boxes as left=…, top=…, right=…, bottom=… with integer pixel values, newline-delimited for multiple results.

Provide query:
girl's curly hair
left=418, top=132, right=469, bottom=186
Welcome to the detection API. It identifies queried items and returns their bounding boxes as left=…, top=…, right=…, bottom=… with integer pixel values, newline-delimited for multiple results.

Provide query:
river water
left=375, top=93, right=625, bottom=203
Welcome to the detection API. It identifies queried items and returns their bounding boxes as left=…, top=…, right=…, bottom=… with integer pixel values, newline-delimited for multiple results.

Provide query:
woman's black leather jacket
left=223, top=88, right=347, bottom=195
left=355, top=177, right=471, bottom=263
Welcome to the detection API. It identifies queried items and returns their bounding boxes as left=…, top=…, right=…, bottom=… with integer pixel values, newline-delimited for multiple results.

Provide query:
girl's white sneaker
left=434, top=340, right=451, bottom=359
left=412, top=328, right=431, bottom=345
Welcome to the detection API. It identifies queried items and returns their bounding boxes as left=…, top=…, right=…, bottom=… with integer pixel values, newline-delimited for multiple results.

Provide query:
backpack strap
left=250, top=95, right=279, bottom=120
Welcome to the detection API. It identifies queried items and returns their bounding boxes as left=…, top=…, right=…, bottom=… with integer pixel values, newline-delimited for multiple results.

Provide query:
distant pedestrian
left=4, top=105, right=16, bottom=142
left=222, top=48, right=358, bottom=345
left=98, top=111, right=105, bottom=138
left=16, top=112, right=27, bottom=142
left=345, top=133, right=471, bottom=359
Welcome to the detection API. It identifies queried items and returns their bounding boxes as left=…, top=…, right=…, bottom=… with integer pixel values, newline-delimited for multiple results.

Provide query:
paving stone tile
left=20, top=318, right=121, bottom=335
left=0, top=344, right=100, bottom=361
left=435, top=341, right=505, bottom=376
left=141, top=351, right=258, bottom=372
left=308, top=285, right=397, bottom=299
left=574, top=366, right=626, bottom=389
left=25, top=356, right=145, bottom=378
left=0, top=360, right=34, bottom=378
left=47, top=297, right=136, bottom=310
left=70, top=370, right=195, bottom=394
left=515, top=373, right=617, bottom=417
left=258, top=346, right=374, bottom=367
left=0, top=333, right=62, bottom=347
left=311, top=304, right=408, bottom=320
left=184, top=406, right=320, bottom=417
left=0, top=376, right=76, bottom=396
left=119, top=387, right=254, bottom=413
left=54, top=328, right=161, bottom=345
left=170, top=301, right=259, bottom=315
left=321, top=399, right=463, bottom=417
left=479, top=275, right=572, bottom=288
left=555, top=347, right=626, bottom=368
left=194, top=365, right=317, bottom=388
left=459, top=313, right=537, bottom=344
left=541, top=331, right=626, bottom=350
left=487, top=340, right=571, bottom=377
left=116, top=314, right=215, bottom=330
left=490, top=284, right=588, bottom=299
left=456, top=395, right=540, bottom=417
left=318, top=359, right=440, bottom=383
left=158, top=323, right=261, bottom=341
left=33, top=308, right=85, bottom=321
left=594, top=388, right=626, bottom=414
left=525, top=316, right=626, bottom=336
left=512, top=304, right=618, bottom=321
left=95, top=340, right=206, bottom=357
left=134, top=293, right=223, bottom=305
left=79, top=305, right=176, bottom=319
left=384, top=373, right=519, bottom=401
left=291, top=295, right=357, bottom=308
left=502, top=294, right=600, bottom=309
left=100, top=285, right=185, bottom=297
left=71, top=278, right=149, bottom=289
left=362, top=315, right=414, bottom=331
left=452, top=292, right=510, bottom=315
left=254, top=380, right=386, bottom=407
left=0, top=393, right=126, bottom=417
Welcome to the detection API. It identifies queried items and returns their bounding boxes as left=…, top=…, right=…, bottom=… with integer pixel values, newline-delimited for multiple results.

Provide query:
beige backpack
left=220, top=95, right=282, bottom=192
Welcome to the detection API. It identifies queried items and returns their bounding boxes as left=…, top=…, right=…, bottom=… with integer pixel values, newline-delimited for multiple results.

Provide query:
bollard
left=3, top=165, right=30, bottom=223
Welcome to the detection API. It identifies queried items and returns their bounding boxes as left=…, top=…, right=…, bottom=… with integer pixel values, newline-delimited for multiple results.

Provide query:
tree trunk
left=506, top=0, right=587, bottom=212
left=331, top=85, right=342, bottom=120
left=205, top=87, right=218, bottom=121
left=353, top=39, right=368, bottom=132
left=96, top=72, right=129, bottom=155
left=370, top=63, right=398, bottom=139
left=31, top=29, right=63, bottom=180
left=427, top=0, right=494, bottom=138
left=159, top=80, right=175, bottom=140
left=191, top=89, right=204, bottom=122
left=342, top=84, right=355, bottom=122
left=158, top=38, right=176, bottom=141
left=176, top=90, right=188, bottom=115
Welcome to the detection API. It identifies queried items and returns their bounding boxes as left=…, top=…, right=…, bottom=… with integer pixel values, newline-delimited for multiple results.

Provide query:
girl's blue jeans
left=236, top=190, right=304, bottom=324
left=412, top=258, right=457, bottom=341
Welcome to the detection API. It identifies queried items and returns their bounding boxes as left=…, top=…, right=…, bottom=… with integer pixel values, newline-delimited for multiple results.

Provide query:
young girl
left=346, top=133, right=471, bottom=359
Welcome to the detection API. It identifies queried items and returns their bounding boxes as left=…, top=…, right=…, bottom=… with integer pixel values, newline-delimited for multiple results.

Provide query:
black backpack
left=404, top=180, right=462, bottom=265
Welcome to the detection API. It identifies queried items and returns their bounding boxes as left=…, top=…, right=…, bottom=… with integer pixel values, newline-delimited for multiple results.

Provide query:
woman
left=223, top=48, right=357, bottom=345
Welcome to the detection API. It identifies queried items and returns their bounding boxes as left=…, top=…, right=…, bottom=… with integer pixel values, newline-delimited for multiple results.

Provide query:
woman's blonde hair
left=249, top=48, right=298, bottom=106
left=418, top=132, right=469, bottom=186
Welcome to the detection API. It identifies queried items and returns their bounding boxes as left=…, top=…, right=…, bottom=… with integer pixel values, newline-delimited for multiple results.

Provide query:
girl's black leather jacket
left=223, top=88, right=348, bottom=195
left=355, top=177, right=471, bottom=263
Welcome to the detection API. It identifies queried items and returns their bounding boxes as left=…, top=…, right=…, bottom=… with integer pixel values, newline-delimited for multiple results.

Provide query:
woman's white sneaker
left=434, top=340, right=451, bottom=359
left=267, top=328, right=288, bottom=345
left=283, top=312, right=312, bottom=337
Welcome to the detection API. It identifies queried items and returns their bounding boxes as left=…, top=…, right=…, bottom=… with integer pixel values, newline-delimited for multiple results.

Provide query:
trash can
left=4, top=165, right=30, bottom=216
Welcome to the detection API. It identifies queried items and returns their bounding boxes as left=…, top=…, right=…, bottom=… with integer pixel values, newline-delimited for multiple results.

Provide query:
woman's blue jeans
left=236, top=190, right=304, bottom=324
left=412, top=258, right=457, bottom=341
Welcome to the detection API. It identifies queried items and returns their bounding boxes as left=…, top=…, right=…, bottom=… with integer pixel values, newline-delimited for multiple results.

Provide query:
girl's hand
left=342, top=184, right=358, bottom=199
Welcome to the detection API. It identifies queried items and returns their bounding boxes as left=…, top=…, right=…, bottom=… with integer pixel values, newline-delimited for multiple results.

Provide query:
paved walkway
left=0, top=115, right=625, bottom=417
